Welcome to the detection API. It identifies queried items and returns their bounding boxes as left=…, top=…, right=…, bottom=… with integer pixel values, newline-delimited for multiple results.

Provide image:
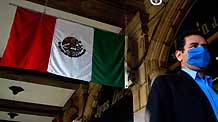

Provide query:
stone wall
left=129, top=0, right=197, bottom=121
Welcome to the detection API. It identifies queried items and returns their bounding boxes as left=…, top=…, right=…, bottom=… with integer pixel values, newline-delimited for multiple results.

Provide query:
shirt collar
left=182, top=68, right=213, bottom=87
left=182, top=68, right=197, bottom=80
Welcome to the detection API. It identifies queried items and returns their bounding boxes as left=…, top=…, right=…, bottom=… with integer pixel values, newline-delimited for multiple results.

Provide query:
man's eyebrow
left=189, top=42, right=199, bottom=45
left=189, top=42, right=208, bottom=47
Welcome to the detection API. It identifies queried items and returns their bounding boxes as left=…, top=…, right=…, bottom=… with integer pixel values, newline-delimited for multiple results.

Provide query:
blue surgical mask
left=187, top=46, right=210, bottom=69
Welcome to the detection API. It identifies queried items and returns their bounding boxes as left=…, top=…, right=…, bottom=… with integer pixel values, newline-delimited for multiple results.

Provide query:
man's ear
left=175, top=50, right=182, bottom=62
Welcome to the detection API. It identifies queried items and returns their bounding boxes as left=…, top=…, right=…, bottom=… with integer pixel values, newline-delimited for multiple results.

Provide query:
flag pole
left=124, top=35, right=128, bottom=89
left=124, top=14, right=129, bottom=89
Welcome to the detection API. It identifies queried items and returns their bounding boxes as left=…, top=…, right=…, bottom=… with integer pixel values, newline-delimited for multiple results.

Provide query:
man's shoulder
left=152, top=71, right=185, bottom=88
left=154, top=72, right=180, bottom=81
left=155, top=70, right=190, bottom=80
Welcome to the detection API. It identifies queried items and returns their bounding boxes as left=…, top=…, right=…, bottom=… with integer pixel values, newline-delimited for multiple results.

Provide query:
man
left=146, top=31, right=218, bottom=122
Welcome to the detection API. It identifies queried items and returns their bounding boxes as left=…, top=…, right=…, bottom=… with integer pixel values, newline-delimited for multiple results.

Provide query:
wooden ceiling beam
left=0, top=99, right=62, bottom=117
left=97, top=0, right=145, bottom=12
left=27, top=0, right=145, bottom=27
left=0, top=119, right=20, bottom=122
left=0, top=66, right=84, bottom=90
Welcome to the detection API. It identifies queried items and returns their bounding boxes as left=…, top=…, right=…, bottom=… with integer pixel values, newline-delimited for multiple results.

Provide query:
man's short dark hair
left=175, top=30, right=206, bottom=51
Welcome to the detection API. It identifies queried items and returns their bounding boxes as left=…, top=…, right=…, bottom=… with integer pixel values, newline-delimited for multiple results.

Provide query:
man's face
left=175, top=35, right=208, bottom=71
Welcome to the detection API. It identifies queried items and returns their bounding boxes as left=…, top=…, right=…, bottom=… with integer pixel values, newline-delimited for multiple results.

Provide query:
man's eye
left=190, top=44, right=198, bottom=48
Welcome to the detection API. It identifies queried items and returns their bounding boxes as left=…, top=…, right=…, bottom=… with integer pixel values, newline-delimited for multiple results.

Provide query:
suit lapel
left=176, top=70, right=216, bottom=117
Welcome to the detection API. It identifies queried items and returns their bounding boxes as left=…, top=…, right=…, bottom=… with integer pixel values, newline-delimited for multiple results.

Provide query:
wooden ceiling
left=28, top=0, right=146, bottom=27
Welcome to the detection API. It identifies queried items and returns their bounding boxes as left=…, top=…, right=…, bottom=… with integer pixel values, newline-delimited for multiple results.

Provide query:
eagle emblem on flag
left=58, top=37, right=86, bottom=57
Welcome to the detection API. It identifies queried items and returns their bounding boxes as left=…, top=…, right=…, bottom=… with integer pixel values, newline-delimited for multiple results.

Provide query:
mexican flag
left=0, top=7, right=125, bottom=87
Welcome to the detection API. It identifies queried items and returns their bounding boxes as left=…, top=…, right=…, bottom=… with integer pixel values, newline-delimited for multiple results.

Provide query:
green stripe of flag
left=92, top=28, right=125, bottom=87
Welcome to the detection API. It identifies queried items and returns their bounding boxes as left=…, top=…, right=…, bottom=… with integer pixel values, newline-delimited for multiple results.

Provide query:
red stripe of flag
left=1, top=7, right=56, bottom=72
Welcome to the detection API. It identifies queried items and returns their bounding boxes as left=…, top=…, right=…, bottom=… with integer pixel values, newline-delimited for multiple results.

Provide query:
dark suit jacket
left=146, top=70, right=217, bottom=122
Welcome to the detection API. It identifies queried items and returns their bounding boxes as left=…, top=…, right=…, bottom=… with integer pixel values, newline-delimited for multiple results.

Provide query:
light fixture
left=8, top=112, right=18, bottom=119
left=9, top=86, right=24, bottom=95
left=149, top=0, right=163, bottom=6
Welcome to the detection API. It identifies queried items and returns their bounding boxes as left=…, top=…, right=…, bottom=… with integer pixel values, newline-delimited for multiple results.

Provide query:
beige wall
left=0, top=0, right=16, bottom=57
